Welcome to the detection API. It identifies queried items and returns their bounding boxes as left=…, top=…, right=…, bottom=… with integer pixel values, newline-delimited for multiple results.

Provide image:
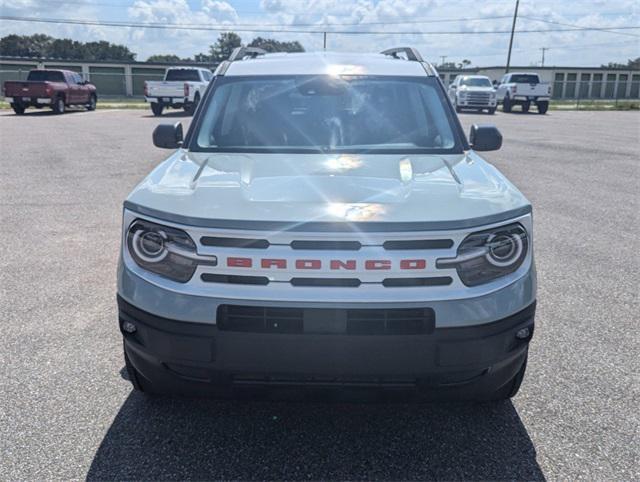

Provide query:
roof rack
left=228, top=46, right=267, bottom=62
left=380, top=47, right=424, bottom=62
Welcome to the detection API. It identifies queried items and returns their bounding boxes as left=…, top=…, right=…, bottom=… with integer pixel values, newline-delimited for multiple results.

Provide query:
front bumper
left=457, top=99, right=497, bottom=108
left=512, top=96, right=550, bottom=102
left=119, top=295, right=535, bottom=398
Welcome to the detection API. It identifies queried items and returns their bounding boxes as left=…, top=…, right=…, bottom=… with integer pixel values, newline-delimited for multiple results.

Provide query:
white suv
left=118, top=47, right=536, bottom=401
left=448, top=75, right=497, bottom=114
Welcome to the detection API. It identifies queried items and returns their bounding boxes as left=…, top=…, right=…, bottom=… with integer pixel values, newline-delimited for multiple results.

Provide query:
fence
left=2, top=66, right=639, bottom=103
left=551, top=77, right=640, bottom=106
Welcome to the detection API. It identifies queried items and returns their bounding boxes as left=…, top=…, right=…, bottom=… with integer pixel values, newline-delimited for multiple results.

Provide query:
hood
left=458, top=86, right=496, bottom=93
left=126, top=150, right=530, bottom=226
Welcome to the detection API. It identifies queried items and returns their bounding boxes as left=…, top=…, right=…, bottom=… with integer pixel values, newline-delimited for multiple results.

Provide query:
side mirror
left=153, top=122, right=183, bottom=149
left=469, top=124, right=502, bottom=152
left=492, top=80, right=498, bottom=87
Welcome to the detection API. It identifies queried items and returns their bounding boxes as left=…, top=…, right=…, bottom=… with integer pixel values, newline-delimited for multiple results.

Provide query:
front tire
left=86, top=94, right=97, bottom=111
left=12, top=104, right=25, bottom=115
left=502, top=95, right=512, bottom=113
left=537, top=101, right=549, bottom=114
left=488, top=107, right=496, bottom=115
left=522, top=101, right=530, bottom=113
left=185, top=93, right=200, bottom=116
left=150, top=102, right=164, bottom=116
left=52, top=96, right=65, bottom=114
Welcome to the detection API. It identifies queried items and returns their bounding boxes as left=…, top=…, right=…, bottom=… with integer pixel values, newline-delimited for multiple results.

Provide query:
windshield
left=193, top=75, right=460, bottom=154
left=460, top=77, right=492, bottom=87
left=510, top=74, right=540, bottom=84
left=166, top=69, right=201, bottom=82
left=27, top=70, right=65, bottom=82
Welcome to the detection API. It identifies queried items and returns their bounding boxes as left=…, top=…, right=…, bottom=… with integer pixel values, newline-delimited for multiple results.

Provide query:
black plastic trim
left=382, top=277, right=453, bottom=287
left=201, top=273, right=269, bottom=285
left=383, top=239, right=454, bottom=250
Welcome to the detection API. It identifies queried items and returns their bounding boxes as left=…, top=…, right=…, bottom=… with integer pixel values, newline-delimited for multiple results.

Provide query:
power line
left=449, top=39, right=638, bottom=59
left=1, top=15, right=639, bottom=36
left=521, top=15, right=640, bottom=38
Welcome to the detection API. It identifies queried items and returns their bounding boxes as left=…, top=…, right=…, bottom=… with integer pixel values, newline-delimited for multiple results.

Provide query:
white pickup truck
left=496, top=72, right=551, bottom=114
left=144, top=67, right=213, bottom=116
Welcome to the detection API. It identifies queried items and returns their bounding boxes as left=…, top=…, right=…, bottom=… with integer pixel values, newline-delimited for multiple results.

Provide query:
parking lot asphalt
left=0, top=107, right=638, bottom=480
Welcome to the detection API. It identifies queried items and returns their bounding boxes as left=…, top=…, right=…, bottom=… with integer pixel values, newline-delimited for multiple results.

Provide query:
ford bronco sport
left=118, top=47, right=536, bottom=400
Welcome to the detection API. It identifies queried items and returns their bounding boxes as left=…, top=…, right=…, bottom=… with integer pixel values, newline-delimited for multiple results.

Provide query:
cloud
left=0, top=0, right=637, bottom=65
left=260, top=0, right=286, bottom=13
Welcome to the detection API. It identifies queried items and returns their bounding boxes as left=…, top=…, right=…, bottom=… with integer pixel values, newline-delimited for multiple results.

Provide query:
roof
left=225, top=52, right=431, bottom=77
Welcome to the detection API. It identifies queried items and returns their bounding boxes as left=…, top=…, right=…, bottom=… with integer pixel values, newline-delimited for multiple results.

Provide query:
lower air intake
left=217, top=305, right=435, bottom=335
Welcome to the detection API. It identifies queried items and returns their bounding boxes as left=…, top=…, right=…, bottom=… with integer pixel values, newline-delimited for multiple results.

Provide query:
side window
left=202, top=70, right=212, bottom=82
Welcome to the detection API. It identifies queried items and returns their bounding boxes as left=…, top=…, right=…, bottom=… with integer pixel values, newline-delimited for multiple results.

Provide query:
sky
left=0, top=0, right=638, bottom=67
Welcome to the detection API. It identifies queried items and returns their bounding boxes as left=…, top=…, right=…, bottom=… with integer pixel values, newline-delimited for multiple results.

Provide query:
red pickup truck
left=4, top=69, right=97, bottom=115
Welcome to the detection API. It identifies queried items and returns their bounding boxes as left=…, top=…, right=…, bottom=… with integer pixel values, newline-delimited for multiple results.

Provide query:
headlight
left=126, top=219, right=215, bottom=282
left=437, top=223, right=528, bottom=286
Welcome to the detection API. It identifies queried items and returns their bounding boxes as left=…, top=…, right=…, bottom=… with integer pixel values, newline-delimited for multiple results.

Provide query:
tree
left=602, top=57, right=640, bottom=70
left=147, top=54, right=183, bottom=63
left=193, top=53, right=212, bottom=63
left=209, top=32, right=242, bottom=63
left=0, top=34, right=135, bottom=60
left=458, top=59, right=471, bottom=69
left=248, top=37, right=304, bottom=53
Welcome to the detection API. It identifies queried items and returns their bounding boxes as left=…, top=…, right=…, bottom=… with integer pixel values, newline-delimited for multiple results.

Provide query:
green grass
left=2, top=99, right=638, bottom=111
left=0, top=98, right=147, bottom=110
left=550, top=100, right=639, bottom=111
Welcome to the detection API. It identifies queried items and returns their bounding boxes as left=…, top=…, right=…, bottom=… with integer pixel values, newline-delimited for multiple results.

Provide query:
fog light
left=515, top=327, right=530, bottom=340
left=122, top=321, right=137, bottom=333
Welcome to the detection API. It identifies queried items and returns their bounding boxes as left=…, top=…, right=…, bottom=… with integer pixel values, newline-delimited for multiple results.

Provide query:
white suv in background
left=448, top=75, right=497, bottom=114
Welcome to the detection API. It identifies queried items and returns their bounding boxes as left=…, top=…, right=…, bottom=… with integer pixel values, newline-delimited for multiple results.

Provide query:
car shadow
left=142, top=111, right=192, bottom=119
left=1, top=109, right=87, bottom=117
left=87, top=389, right=544, bottom=480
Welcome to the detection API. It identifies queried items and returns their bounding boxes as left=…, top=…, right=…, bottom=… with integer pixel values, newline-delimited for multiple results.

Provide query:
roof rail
left=228, top=46, right=267, bottom=62
left=380, top=47, right=424, bottom=62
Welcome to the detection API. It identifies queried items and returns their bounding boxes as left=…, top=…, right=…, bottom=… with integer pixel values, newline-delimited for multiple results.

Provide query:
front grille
left=217, top=305, right=435, bottom=335
left=200, top=237, right=269, bottom=249
left=201, top=273, right=269, bottom=285
left=383, top=239, right=453, bottom=250
left=199, top=237, right=453, bottom=251
left=290, top=278, right=361, bottom=287
left=382, top=277, right=452, bottom=287
left=291, top=240, right=362, bottom=250
left=195, top=230, right=458, bottom=290
left=202, top=274, right=452, bottom=287
left=465, top=92, right=492, bottom=105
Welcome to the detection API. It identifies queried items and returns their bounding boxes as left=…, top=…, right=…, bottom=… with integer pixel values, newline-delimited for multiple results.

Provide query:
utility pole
left=440, top=55, right=447, bottom=67
left=323, top=32, right=327, bottom=51
left=540, top=47, right=549, bottom=67
left=505, top=0, right=520, bottom=73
